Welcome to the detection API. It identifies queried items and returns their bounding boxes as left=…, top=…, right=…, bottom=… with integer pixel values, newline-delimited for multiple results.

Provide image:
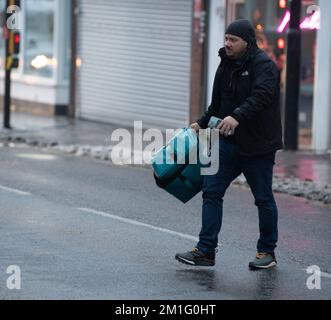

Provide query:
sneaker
left=175, top=248, right=215, bottom=267
left=249, top=252, right=277, bottom=270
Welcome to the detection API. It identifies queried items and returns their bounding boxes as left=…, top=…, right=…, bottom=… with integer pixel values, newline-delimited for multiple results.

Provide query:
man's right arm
left=196, top=64, right=222, bottom=129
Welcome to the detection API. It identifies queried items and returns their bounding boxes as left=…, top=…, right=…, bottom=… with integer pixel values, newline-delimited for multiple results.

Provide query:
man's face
left=225, top=34, right=248, bottom=59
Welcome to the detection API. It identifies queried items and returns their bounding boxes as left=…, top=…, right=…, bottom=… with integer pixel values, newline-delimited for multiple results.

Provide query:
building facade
left=0, top=0, right=71, bottom=116
left=227, top=0, right=319, bottom=149
left=312, top=0, right=331, bottom=151
left=72, top=0, right=331, bottom=150
left=1, top=0, right=331, bottom=151
left=72, top=0, right=194, bottom=129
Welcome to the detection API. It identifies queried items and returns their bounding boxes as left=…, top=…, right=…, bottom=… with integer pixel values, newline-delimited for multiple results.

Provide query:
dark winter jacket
left=197, top=46, right=283, bottom=156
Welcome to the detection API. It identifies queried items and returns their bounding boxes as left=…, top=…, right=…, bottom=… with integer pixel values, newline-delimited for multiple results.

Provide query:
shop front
left=74, top=0, right=193, bottom=130
left=226, top=0, right=318, bottom=149
left=0, top=0, right=71, bottom=116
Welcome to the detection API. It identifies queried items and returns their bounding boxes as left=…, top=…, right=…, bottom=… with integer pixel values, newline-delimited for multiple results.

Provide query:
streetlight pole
left=4, top=0, right=12, bottom=129
left=4, top=38, right=11, bottom=129
left=3, top=0, right=20, bottom=129
left=284, top=0, right=302, bottom=150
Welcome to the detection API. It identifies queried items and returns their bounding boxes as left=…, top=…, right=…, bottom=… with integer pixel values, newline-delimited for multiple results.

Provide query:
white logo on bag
left=241, top=71, right=249, bottom=76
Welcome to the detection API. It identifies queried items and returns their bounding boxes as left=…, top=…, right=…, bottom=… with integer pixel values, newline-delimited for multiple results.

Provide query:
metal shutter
left=76, top=0, right=193, bottom=129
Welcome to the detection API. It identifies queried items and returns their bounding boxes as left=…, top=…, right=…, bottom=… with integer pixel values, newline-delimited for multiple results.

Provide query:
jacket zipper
left=229, top=65, right=244, bottom=88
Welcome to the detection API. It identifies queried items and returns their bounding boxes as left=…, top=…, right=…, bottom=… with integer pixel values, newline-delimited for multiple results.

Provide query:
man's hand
left=217, top=116, right=239, bottom=137
left=190, top=123, right=201, bottom=132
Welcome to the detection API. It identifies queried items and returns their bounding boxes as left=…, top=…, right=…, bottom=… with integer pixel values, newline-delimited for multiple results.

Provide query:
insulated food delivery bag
left=152, top=128, right=206, bottom=203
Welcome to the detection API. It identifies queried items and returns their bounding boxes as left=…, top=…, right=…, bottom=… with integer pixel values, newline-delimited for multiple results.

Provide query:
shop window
left=0, top=0, right=8, bottom=69
left=227, top=0, right=318, bottom=148
left=24, top=0, right=55, bottom=78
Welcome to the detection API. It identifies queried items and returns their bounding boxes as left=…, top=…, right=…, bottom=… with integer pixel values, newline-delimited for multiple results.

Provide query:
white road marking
left=16, top=153, right=58, bottom=161
left=321, top=272, right=331, bottom=279
left=0, top=185, right=31, bottom=196
left=77, top=207, right=199, bottom=242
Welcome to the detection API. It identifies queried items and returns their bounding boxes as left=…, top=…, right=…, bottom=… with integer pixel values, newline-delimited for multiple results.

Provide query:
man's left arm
left=230, top=59, right=279, bottom=124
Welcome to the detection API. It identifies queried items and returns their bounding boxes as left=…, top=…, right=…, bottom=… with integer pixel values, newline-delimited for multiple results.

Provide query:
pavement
left=0, top=112, right=331, bottom=202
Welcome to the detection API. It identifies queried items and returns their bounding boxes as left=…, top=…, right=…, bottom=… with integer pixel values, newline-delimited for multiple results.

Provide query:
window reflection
left=24, top=0, right=55, bottom=78
left=0, top=0, right=6, bottom=69
left=228, top=0, right=317, bottom=147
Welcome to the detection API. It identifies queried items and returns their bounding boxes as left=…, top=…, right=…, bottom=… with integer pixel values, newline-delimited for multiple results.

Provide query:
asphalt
left=1, top=112, right=331, bottom=185
left=0, top=145, right=330, bottom=300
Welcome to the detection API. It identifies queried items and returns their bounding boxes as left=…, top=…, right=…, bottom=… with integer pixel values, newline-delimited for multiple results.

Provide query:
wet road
left=275, top=151, right=331, bottom=184
left=0, top=146, right=330, bottom=300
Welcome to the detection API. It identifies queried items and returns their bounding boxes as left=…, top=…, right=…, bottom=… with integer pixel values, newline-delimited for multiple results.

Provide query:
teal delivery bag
left=152, top=128, right=205, bottom=203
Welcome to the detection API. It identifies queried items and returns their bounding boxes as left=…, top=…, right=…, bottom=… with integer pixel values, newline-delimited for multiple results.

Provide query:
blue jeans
left=197, top=138, right=278, bottom=254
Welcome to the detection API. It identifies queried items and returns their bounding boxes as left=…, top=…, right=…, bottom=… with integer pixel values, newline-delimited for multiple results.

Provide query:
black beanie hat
left=225, top=19, right=256, bottom=44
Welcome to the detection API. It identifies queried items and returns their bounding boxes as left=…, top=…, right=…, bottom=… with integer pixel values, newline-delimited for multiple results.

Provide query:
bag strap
left=179, top=175, right=202, bottom=192
left=154, top=166, right=202, bottom=193
left=153, top=165, right=186, bottom=189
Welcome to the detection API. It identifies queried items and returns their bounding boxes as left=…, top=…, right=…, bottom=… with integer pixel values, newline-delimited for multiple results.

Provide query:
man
left=175, top=19, right=283, bottom=270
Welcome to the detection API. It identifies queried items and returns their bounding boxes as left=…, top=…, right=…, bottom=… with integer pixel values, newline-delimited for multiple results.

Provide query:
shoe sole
left=175, top=255, right=215, bottom=267
left=249, top=261, right=277, bottom=270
